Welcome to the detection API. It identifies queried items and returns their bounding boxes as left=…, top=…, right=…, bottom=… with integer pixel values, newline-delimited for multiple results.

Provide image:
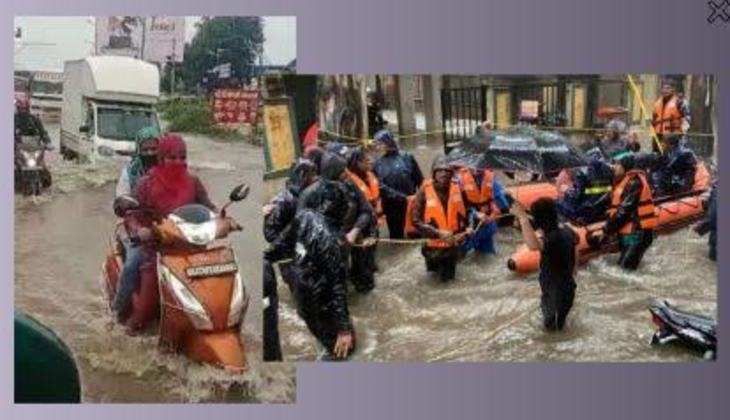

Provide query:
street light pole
left=170, top=39, right=176, bottom=96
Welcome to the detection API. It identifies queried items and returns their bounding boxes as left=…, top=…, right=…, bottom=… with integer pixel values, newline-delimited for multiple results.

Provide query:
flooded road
left=15, top=124, right=295, bottom=403
left=270, top=140, right=717, bottom=363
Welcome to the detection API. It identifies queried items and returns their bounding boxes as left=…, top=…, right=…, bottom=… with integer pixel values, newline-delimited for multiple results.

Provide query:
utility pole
left=140, top=17, right=147, bottom=60
left=170, top=39, right=176, bottom=96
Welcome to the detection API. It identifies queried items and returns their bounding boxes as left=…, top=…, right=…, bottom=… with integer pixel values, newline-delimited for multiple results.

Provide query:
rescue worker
left=299, top=152, right=376, bottom=272
left=14, top=97, right=50, bottom=146
left=111, top=127, right=160, bottom=320
left=345, top=148, right=381, bottom=293
left=263, top=159, right=318, bottom=361
left=650, top=133, right=697, bottom=197
left=372, top=129, right=424, bottom=239
left=597, top=119, right=639, bottom=161
left=409, top=157, right=471, bottom=282
left=652, top=81, right=690, bottom=151
left=452, top=163, right=509, bottom=255
left=290, top=154, right=356, bottom=360
left=557, top=151, right=614, bottom=225
left=596, top=154, right=658, bottom=270
left=513, top=198, right=578, bottom=331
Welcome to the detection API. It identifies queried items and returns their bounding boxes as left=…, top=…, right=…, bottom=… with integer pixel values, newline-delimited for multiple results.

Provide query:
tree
left=181, top=17, right=264, bottom=92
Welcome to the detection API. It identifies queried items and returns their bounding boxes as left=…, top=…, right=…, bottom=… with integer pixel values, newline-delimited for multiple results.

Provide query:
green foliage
left=182, top=17, right=264, bottom=90
left=159, top=98, right=244, bottom=141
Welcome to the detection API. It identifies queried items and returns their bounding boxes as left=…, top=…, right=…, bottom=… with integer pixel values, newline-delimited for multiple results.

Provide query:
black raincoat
left=290, top=208, right=354, bottom=358
left=263, top=160, right=316, bottom=361
left=372, top=149, right=424, bottom=238
left=650, top=144, right=697, bottom=197
left=291, top=154, right=356, bottom=358
left=557, top=159, right=614, bottom=225
left=14, top=112, right=50, bottom=144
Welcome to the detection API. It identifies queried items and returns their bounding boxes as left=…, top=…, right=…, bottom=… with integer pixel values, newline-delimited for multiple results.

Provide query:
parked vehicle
left=60, top=56, right=161, bottom=162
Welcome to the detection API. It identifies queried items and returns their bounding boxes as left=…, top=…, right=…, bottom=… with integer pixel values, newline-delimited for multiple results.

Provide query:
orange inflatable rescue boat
left=507, top=162, right=711, bottom=275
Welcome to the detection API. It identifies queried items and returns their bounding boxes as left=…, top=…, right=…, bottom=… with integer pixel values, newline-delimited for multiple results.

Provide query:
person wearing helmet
left=14, top=97, right=50, bottom=145
left=409, top=156, right=471, bottom=282
left=557, top=150, right=614, bottom=225
left=372, top=129, right=424, bottom=239
left=593, top=154, right=657, bottom=270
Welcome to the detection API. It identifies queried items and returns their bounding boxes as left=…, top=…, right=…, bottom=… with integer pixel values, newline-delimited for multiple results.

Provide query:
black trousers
left=423, top=249, right=458, bottom=282
left=618, top=230, right=654, bottom=270
left=383, top=200, right=407, bottom=239
left=294, top=287, right=353, bottom=359
left=540, top=279, right=575, bottom=331
left=349, top=245, right=376, bottom=293
left=263, top=260, right=283, bottom=361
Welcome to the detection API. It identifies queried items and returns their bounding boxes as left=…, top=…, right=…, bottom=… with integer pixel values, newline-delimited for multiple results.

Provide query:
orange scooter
left=102, top=184, right=251, bottom=372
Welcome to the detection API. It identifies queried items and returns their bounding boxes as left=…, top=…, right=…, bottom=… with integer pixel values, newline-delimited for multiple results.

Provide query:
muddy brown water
left=14, top=124, right=295, bottom=403
left=269, top=140, right=717, bottom=363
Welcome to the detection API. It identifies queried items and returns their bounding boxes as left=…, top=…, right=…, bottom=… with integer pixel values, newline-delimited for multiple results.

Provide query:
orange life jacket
left=608, top=170, right=658, bottom=234
left=652, top=95, right=683, bottom=134
left=422, top=179, right=467, bottom=248
left=458, top=167, right=494, bottom=211
left=347, top=169, right=385, bottom=226
left=404, top=194, right=417, bottom=237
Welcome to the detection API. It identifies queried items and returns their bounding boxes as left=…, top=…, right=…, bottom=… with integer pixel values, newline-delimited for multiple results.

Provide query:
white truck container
left=60, top=56, right=161, bottom=161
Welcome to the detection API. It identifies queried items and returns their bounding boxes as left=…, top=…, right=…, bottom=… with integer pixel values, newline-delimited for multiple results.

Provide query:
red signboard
left=212, top=89, right=261, bottom=125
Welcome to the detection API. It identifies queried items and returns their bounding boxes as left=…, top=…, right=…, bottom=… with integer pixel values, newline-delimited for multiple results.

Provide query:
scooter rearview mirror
left=229, top=183, right=250, bottom=202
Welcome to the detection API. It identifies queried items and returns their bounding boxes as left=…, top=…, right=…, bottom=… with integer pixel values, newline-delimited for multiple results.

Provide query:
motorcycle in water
left=102, top=184, right=251, bottom=372
left=15, top=134, right=52, bottom=196
left=648, top=299, right=717, bottom=360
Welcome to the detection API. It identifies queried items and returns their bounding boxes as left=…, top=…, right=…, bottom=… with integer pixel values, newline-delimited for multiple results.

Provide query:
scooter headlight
left=170, top=216, right=218, bottom=246
left=159, top=263, right=213, bottom=330
left=227, top=271, right=248, bottom=327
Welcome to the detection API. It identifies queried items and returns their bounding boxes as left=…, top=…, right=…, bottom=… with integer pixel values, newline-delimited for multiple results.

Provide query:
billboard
left=95, top=16, right=185, bottom=64
left=212, top=88, right=261, bottom=125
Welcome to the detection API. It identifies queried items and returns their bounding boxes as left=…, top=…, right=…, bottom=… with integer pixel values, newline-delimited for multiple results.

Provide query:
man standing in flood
left=372, top=129, right=424, bottom=239
left=409, top=157, right=471, bottom=282
left=652, top=81, right=690, bottom=151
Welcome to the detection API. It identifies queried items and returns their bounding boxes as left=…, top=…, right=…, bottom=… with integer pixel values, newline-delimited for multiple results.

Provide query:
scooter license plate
left=186, top=262, right=238, bottom=278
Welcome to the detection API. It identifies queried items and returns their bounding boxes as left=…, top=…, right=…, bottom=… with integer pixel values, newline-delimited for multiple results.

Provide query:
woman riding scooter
left=122, top=134, right=237, bottom=330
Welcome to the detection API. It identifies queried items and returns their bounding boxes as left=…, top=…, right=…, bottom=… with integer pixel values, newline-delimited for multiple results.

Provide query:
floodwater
left=14, top=124, right=295, bottom=403
left=270, top=140, right=717, bottom=363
